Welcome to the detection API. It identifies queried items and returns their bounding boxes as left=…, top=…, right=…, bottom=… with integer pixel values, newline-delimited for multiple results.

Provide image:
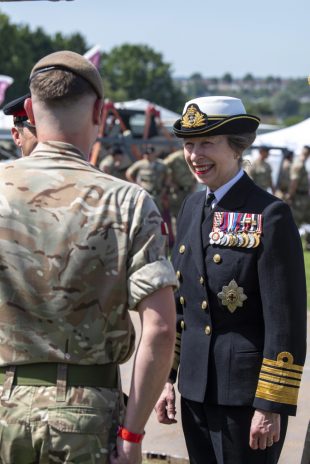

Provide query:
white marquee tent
left=255, top=118, right=310, bottom=153
left=0, top=110, right=12, bottom=130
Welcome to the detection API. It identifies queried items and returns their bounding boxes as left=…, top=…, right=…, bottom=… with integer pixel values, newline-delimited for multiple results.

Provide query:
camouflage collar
left=31, top=141, right=86, bottom=160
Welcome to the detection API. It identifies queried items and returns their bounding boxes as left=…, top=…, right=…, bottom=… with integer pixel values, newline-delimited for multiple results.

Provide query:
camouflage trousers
left=0, top=384, right=124, bottom=464
left=290, top=193, right=310, bottom=227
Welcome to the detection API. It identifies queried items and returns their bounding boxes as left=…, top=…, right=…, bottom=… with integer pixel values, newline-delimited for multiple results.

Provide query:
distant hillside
left=174, top=73, right=310, bottom=127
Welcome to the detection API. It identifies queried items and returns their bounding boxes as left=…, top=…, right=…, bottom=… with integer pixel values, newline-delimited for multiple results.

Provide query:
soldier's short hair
left=30, top=69, right=95, bottom=103
left=29, top=50, right=103, bottom=103
left=226, top=132, right=256, bottom=157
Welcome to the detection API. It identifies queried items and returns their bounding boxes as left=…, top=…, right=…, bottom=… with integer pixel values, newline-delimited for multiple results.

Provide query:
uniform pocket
left=48, top=406, right=110, bottom=433
left=228, top=352, right=262, bottom=404
left=47, top=406, right=114, bottom=463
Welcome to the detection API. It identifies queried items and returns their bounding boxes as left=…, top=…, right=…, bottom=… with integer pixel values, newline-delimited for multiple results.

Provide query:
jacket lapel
left=216, top=172, right=255, bottom=212
left=188, top=191, right=206, bottom=276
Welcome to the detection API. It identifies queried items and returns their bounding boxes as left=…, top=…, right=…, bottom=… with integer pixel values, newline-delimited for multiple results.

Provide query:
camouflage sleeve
left=244, top=163, right=254, bottom=180
left=126, top=161, right=140, bottom=179
left=99, top=156, right=113, bottom=169
left=127, top=189, right=178, bottom=310
left=290, top=161, right=301, bottom=181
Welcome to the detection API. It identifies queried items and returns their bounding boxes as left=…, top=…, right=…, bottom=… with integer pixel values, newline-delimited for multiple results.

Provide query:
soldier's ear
left=93, top=98, right=104, bottom=126
left=24, top=98, right=35, bottom=126
left=11, top=127, right=22, bottom=148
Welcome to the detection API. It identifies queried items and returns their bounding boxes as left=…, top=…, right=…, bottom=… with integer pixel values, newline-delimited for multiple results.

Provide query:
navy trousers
left=181, top=398, right=288, bottom=464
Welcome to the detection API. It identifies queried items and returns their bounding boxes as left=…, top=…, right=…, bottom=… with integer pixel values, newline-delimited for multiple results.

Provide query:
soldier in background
left=247, top=145, right=275, bottom=193
left=163, top=149, right=196, bottom=225
left=99, top=145, right=132, bottom=180
left=287, top=145, right=310, bottom=250
left=0, top=51, right=177, bottom=464
left=126, top=146, right=169, bottom=212
left=3, top=93, right=37, bottom=157
left=275, top=149, right=294, bottom=199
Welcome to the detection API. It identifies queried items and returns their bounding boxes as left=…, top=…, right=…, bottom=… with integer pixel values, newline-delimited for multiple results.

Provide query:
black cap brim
left=173, top=114, right=260, bottom=138
left=2, top=93, right=31, bottom=116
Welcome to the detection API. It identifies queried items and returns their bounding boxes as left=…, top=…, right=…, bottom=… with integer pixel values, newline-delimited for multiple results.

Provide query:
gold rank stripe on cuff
left=172, top=333, right=181, bottom=371
left=255, top=380, right=299, bottom=406
left=261, top=365, right=302, bottom=380
left=263, top=357, right=303, bottom=372
left=175, top=332, right=181, bottom=348
left=259, top=373, right=301, bottom=387
left=172, top=355, right=180, bottom=372
left=255, top=355, right=304, bottom=406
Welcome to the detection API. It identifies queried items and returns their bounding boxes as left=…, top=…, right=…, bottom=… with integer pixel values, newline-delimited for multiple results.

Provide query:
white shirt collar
left=206, top=169, right=244, bottom=207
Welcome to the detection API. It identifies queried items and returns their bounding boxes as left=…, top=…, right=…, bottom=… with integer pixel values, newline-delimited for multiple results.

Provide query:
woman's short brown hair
left=226, top=132, right=256, bottom=157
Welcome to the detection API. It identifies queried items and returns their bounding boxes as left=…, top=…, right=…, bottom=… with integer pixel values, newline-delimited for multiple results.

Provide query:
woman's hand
left=154, top=381, right=177, bottom=424
left=249, top=409, right=281, bottom=450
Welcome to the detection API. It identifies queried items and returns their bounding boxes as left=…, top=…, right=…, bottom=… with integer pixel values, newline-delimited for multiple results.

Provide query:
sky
left=0, top=0, right=309, bottom=79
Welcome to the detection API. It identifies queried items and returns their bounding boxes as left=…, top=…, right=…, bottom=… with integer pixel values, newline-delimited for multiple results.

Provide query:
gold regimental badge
left=181, top=104, right=207, bottom=128
left=217, top=279, right=247, bottom=313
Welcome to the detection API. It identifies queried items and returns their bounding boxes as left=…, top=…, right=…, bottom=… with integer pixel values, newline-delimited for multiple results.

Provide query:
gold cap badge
left=181, top=104, right=207, bottom=129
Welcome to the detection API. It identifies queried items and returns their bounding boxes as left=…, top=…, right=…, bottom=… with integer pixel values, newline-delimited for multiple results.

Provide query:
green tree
left=245, top=99, right=273, bottom=117
left=243, top=73, right=254, bottom=82
left=0, top=12, right=88, bottom=104
left=187, top=72, right=208, bottom=98
left=222, top=72, right=233, bottom=84
left=283, top=115, right=304, bottom=127
left=272, top=91, right=300, bottom=119
left=285, top=78, right=308, bottom=99
left=101, top=44, right=185, bottom=112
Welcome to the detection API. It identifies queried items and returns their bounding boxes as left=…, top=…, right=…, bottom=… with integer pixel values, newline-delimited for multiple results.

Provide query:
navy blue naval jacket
left=171, top=172, right=306, bottom=416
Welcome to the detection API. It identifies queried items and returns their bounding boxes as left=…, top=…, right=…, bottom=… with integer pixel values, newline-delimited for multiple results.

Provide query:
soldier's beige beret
left=30, top=50, right=103, bottom=98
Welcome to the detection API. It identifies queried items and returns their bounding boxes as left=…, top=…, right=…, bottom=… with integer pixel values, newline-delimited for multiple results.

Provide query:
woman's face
left=183, top=135, right=239, bottom=190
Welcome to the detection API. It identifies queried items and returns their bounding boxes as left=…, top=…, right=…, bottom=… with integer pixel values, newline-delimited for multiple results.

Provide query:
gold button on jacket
left=179, top=245, right=186, bottom=254
left=201, top=300, right=208, bottom=310
left=180, top=320, right=185, bottom=330
left=180, top=296, right=185, bottom=305
left=205, top=325, right=211, bottom=335
left=213, top=254, right=222, bottom=264
left=199, top=276, right=204, bottom=285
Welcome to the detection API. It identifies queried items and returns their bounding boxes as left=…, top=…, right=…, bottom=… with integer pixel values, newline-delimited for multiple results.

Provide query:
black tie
left=206, top=192, right=215, bottom=207
left=202, top=192, right=215, bottom=248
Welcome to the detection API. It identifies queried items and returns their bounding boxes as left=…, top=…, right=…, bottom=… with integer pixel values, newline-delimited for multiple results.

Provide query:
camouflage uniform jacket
left=99, top=154, right=132, bottom=181
left=276, top=159, right=291, bottom=197
left=289, top=158, right=310, bottom=225
left=248, top=158, right=273, bottom=191
left=163, top=150, right=195, bottom=192
left=126, top=159, right=168, bottom=196
left=290, top=158, right=309, bottom=194
left=0, top=142, right=177, bottom=366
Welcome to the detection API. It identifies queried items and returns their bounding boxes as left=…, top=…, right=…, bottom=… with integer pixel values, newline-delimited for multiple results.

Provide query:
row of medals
left=209, top=230, right=261, bottom=248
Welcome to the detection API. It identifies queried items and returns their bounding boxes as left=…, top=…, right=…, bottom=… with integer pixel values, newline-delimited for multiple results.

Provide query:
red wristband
left=117, top=426, right=145, bottom=443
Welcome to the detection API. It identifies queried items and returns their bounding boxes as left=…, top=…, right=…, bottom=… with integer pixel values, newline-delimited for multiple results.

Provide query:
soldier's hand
left=109, top=438, right=142, bottom=464
left=154, top=381, right=177, bottom=424
left=249, top=409, right=281, bottom=450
